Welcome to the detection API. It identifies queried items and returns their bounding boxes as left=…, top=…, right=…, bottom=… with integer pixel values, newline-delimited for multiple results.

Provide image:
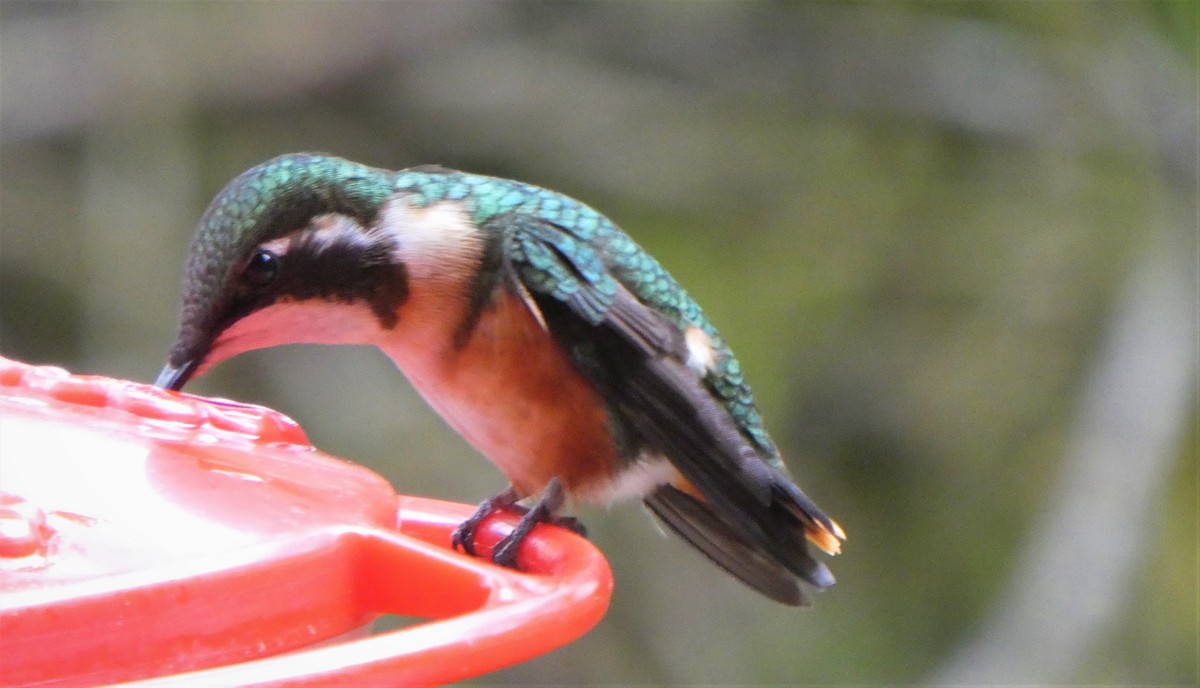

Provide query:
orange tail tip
left=806, top=518, right=846, bottom=556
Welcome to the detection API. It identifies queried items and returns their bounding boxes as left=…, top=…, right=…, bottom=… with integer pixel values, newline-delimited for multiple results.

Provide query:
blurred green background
left=1, top=2, right=1196, bottom=685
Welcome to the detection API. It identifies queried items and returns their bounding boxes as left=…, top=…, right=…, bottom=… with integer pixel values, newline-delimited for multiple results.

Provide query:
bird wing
left=500, top=214, right=841, bottom=601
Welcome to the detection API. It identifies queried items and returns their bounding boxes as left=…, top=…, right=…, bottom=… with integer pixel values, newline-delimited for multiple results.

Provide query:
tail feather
left=645, top=483, right=839, bottom=605
left=775, top=480, right=846, bottom=555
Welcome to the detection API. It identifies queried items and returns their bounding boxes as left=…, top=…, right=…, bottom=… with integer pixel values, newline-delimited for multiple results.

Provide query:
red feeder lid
left=0, top=356, right=612, bottom=687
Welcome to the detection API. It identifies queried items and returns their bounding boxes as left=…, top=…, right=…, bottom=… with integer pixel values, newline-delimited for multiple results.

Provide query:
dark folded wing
left=502, top=214, right=839, bottom=600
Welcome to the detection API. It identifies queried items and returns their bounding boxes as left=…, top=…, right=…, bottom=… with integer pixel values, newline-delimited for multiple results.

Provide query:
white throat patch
left=378, top=197, right=483, bottom=287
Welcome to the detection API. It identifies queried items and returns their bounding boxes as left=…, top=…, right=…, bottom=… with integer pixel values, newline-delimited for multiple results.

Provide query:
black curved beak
left=154, top=359, right=198, bottom=391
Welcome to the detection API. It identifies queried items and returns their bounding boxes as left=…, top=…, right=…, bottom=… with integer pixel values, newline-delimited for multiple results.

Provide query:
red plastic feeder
left=0, top=356, right=612, bottom=687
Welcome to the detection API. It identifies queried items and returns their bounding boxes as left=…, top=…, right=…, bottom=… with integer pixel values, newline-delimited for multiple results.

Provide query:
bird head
left=154, top=153, right=402, bottom=391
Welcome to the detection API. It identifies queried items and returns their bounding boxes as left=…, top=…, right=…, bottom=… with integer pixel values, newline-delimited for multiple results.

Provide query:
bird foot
left=451, top=487, right=520, bottom=557
left=453, top=478, right=585, bottom=570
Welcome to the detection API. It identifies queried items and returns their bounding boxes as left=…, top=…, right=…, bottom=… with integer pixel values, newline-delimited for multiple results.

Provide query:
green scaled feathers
left=391, top=162, right=781, bottom=466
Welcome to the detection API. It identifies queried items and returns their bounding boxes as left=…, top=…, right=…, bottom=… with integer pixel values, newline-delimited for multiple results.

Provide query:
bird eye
left=242, top=249, right=279, bottom=287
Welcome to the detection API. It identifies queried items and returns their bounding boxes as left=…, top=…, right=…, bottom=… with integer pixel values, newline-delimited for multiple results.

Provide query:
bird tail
left=777, top=478, right=846, bottom=556
left=645, top=481, right=844, bottom=607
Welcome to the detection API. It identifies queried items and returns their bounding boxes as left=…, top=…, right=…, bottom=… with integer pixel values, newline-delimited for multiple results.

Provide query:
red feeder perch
left=0, top=356, right=612, bottom=687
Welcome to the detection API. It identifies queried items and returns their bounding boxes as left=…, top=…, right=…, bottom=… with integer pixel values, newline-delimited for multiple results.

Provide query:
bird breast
left=379, top=281, right=652, bottom=503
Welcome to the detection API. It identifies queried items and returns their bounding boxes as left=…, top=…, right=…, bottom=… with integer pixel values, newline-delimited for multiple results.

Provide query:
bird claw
left=450, top=519, right=480, bottom=557
left=451, top=487, right=522, bottom=558
left=452, top=478, right=584, bottom=570
left=491, top=531, right=524, bottom=569
left=490, top=512, right=589, bottom=568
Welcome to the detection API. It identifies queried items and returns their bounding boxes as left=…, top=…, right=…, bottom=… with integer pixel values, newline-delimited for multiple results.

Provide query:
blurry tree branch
left=6, top=6, right=1193, bottom=200
left=928, top=221, right=1195, bottom=684
left=927, top=26, right=1197, bottom=684
left=0, top=3, right=491, bottom=141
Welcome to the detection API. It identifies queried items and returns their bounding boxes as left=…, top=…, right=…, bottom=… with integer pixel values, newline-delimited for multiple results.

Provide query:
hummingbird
left=154, top=153, right=844, bottom=606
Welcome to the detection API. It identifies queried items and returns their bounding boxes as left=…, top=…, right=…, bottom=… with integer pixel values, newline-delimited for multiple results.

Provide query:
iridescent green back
left=393, top=166, right=782, bottom=465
